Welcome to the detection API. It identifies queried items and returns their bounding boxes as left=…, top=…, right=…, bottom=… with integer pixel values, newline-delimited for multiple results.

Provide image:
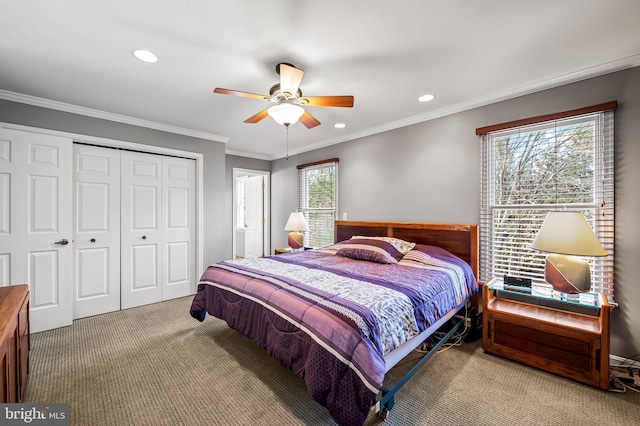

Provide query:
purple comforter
left=190, top=247, right=477, bottom=425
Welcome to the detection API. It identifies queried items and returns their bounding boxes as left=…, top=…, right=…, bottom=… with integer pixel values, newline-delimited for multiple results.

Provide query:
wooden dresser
left=1, top=284, right=30, bottom=402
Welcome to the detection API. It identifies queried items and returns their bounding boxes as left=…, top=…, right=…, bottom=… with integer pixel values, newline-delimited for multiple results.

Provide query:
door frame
left=232, top=168, right=270, bottom=259
left=0, top=121, right=204, bottom=294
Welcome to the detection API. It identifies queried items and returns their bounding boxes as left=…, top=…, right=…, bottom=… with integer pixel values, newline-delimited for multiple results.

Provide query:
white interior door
left=244, top=175, right=264, bottom=258
left=73, top=144, right=121, bottom=319
left=0, top=128, right=73, bottom=332
left=120, top=151, right=163, bottom=309
left=162, top=156, right=195, bottom=300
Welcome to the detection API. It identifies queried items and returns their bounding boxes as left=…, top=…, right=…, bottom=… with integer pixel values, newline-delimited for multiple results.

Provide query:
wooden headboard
left=334, top=220, right=479, bottom=280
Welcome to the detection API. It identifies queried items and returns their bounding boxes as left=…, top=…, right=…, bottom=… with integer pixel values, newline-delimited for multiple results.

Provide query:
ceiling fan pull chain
left=285, top=124, right=290, bottom=160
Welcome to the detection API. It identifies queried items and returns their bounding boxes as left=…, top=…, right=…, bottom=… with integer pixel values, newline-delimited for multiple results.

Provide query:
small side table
left=482, top=277, right=610, bottom=389
left=274, top=247, right=292, bottom=255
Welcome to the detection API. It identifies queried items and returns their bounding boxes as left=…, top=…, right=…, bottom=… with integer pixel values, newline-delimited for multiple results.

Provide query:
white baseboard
left=610, top=353, right=640, bottom=369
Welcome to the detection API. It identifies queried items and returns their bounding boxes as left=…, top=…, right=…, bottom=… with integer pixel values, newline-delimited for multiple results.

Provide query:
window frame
left=297, top=158, right=339, bottom=248
left=477, top=102, right=616, bottom=301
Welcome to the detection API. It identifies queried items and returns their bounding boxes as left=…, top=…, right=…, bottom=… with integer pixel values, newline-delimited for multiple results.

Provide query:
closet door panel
left=131, top=244, right=157, bottom=288
left=121, top=152, right=163, bottom=309
left=73, top=145, right=120, bottom=319
left=162, top=157, right=195, bottom=300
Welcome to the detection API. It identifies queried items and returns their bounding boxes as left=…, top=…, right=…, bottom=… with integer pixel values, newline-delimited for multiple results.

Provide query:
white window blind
left=478, top=104, right=615, bottom=302
left=297, top=158, right=338, bottom=248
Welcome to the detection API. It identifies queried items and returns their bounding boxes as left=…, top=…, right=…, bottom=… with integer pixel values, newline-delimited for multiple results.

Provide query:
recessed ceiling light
left=334, top=123, right=346, bottom=129
left=132, top=49, right=158, bottom=63
left=418, top=94, right=435, bottom=102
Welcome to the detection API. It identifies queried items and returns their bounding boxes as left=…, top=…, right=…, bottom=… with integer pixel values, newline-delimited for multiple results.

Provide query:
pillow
left=400, top=249, right=434, bottom=265
left=336, top=237, right=410, bottom=264
left=315, top=241, right=347, bottom=255
left=349, top=236, right=415, bottom=255
left=399, top=244, right=476, bottom=286
left=400, top=244, right=458, bottom=265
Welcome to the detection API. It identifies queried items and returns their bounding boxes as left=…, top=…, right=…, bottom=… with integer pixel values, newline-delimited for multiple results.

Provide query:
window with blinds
left=478, top=104, right=615, bottom=301
left=297, top=159, right=338, bottom=248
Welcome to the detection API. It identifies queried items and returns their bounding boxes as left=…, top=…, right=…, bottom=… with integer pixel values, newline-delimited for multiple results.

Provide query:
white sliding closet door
left=120, top=151, right=163, bottom=309
left=0, top=128, right=73, bottom=332
left=162, top=157, right=196, bottom=300
left=73, top=145, right=121, bottom=319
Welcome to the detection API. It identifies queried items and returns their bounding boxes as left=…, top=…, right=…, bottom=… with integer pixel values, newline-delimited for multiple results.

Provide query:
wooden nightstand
left=274, top=247, right=292, bottom=255
left=482, top=277, right=610, bottom=389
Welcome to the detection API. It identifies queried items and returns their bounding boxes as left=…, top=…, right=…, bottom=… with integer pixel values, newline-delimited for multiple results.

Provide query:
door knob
left=90, top=238, right=96, bottom=243
left=54, top=239, right=69, bottom=245
left=142, top=236, right=147, bottom=239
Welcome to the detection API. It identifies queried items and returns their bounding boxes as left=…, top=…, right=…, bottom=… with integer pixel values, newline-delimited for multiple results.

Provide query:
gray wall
left=0, top=99, right=227, bottom=266
left=271, top=67, right=640, bottom=359
left=3, top=65, right=638, bottom=358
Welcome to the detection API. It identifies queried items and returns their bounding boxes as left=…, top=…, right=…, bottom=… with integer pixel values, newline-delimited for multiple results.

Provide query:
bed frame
left=335, top=220, right=478, bottom=278
left=334, top=220, right=479, bottom=420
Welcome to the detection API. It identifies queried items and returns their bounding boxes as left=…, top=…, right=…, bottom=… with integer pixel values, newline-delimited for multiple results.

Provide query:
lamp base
left=287, top=231, right=304, bottom=250
left=544, top=253, right=591, bottom=294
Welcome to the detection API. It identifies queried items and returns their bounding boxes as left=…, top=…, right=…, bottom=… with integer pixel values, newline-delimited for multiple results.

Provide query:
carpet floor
left=26, top=296, right=640, bottom=425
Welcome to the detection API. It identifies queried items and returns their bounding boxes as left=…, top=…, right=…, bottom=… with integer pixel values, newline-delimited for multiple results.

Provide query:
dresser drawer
left=493, top=319, right=594, bottom=372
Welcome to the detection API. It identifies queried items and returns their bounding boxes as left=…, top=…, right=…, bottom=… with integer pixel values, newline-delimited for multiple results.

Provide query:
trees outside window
left=479, top=108, right=614, bottom=299
left=298, top=160, right=338, bottom=248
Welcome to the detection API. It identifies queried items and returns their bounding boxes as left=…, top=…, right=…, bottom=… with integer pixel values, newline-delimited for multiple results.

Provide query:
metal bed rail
left=374, top=312, right=466, bottom=420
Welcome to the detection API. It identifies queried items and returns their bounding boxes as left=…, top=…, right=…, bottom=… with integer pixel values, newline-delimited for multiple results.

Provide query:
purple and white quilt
left=190, top=245, right=477, bottom=426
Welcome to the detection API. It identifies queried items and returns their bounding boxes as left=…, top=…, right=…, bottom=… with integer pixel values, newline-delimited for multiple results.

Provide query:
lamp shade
left=531, top=211, right=606, bottom=256
left=531, top=211, right=606, bottom=294
left=284, top=212, right=310, bottom=232
left=268, top=103, right=304, bottom=125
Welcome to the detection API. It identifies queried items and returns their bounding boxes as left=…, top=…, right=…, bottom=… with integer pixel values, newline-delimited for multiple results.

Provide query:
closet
left=74, top=144, right=196, bottom=318
left=0, top=127, right=199, bottom=332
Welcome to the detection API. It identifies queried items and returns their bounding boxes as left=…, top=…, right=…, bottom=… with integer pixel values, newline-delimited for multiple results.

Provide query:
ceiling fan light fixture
left=268, top=103, right=305, bottom=126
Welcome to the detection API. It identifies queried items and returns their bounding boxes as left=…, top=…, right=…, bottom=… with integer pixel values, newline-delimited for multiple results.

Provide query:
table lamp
left=531, top=211, right=607, bottom=294
left=284, top=212, right=310, bottom=250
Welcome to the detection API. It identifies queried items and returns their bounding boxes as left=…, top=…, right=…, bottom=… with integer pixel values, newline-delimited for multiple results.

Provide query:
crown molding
left=224, top=148, right=273, bottom=161
left=269, top=54, right=640, bottom=160
left=382, top=53, right=640, bottom=133
left=0, top=89, right=229, bottom=143
left=3, top=54, right=639, bottom=160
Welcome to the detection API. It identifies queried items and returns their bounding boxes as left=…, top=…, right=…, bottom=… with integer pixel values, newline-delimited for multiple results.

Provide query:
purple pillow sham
left=336, top=238, right=405, bottom=264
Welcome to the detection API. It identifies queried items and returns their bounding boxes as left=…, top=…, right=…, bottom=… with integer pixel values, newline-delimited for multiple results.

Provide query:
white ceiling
left=1, top=1, right=639, bottom=160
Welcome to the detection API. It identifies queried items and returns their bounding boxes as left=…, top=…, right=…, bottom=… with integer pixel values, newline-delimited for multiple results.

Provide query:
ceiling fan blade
left=299, top=96, right=354, bottom=107
left=244, top=108, right=270, bottom=123
left=214, top=88, right=268, bottom=100
left=279, top=64, right=304, bottom=97
left=299, top=110, right=321, bottom=129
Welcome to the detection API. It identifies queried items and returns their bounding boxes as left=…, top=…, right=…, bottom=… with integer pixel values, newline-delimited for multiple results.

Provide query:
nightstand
left=482, top=277, right=610, bottom=389
left=274, top=247, right=292, bottom=255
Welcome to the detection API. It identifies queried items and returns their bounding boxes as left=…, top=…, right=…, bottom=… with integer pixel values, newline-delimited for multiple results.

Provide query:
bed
left=190, top=220, right=479, bottom=425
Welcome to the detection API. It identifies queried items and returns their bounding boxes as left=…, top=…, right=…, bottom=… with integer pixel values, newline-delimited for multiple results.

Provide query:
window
left=478, top=102, right=615, bottom=301
left=297, top=158, right=339, bottom=248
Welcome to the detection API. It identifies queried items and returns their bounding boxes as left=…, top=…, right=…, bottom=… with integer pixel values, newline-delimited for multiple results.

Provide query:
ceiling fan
left=213, top=63, right=354, bottom=129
